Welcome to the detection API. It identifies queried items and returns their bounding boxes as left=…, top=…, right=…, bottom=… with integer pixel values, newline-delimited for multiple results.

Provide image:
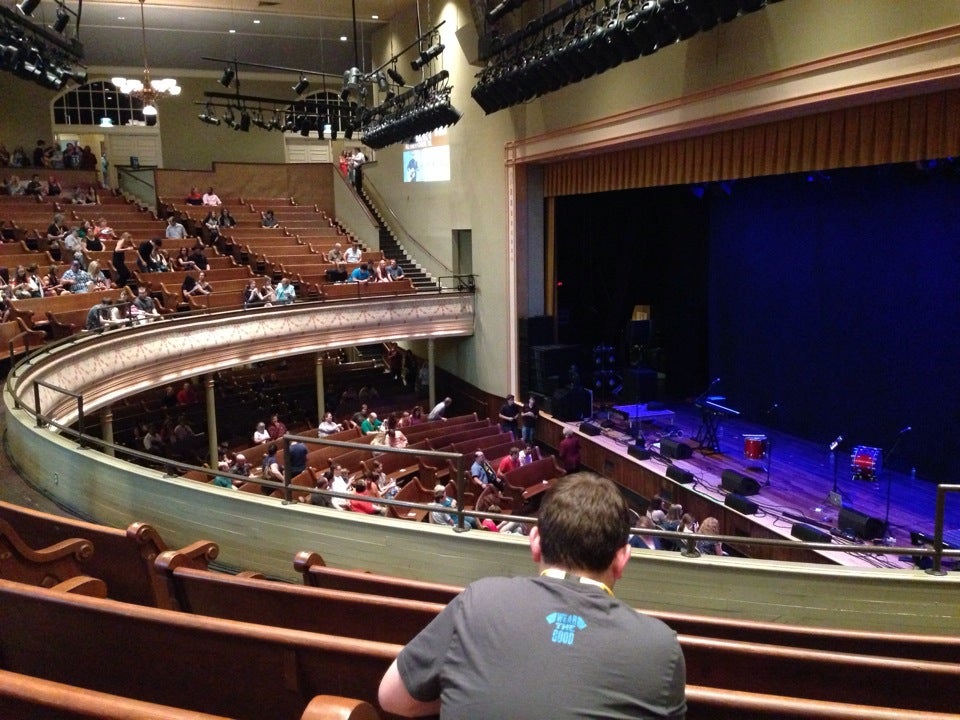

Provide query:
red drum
left=851, top=446, right=882, bottom=480
left=743, top=434, right=768, bottom=460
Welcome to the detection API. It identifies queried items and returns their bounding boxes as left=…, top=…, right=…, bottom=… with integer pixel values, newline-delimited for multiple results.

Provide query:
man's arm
left=378, top=659, right=440, bottom=717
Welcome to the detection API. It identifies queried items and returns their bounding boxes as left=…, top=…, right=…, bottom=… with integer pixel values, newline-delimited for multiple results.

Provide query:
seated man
left=184, top=186, right=203, bottom=205
left=317, top=411, right=343, bottom=435
left=84, top=297, right=113, bottom=331
left=385, top=258, right=405, bottom=281
left=274, top=277, right=296, bottom=304
left=132, top=285, right=161, bottom=322
left=349, top=262, right=372, bottom=283
left=326, top=242, right=347, bottom=276
left=470, top=451, right=499, bottom=488
left=261, top=210, right=278, bottom=228
left=496, top=446, right=521, bottom=481
left=46, top=212, right=68, bottom=250
left=360, top=411, right=382, bottom=435
left=266, top=413, right=288, bottom=440
left=60, top=260, right=91, bottom=293
left=378, top=472, right=687, bottom=719
left=344, top=240, right=363, bottom=264
left=202, top=187, right=222, bottom=206
left=428, top=396, right=452, bottom=421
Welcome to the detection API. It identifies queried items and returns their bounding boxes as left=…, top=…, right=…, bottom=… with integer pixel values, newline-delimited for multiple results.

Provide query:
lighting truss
left=0, top=1, right=85, bottom=91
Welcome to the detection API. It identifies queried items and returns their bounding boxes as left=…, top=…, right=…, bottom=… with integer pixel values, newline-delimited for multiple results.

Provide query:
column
left=100, top=406, right=115, bottom=458
left=315, top=352, right=325, bottom=424
left=205, top=375, right=218, bottom=467
left=427, top=338, right=436, bottom=412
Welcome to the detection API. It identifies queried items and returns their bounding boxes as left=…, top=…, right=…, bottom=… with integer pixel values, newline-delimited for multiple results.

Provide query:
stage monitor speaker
left=579, top=421, right=602, bottom=437
left=838, top=507, right=886, bottom=540
left=791, top=523, right=832, bottom=543
left=666, top=466, right=695, bottom=484
left=660, top=437, right=692, bottom=460
left=724, top=493, right=758, bottom=515
left=721, top=469, right=761, bottom=496
left=627, top=444, right=651, bottom=461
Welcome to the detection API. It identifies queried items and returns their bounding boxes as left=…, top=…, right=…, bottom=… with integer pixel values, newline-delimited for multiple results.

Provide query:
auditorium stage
left=540, top=401, right=959, bottom=570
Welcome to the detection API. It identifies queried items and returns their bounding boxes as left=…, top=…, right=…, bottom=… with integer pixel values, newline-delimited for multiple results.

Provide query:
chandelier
left=111, top=0, right=180, bottom=116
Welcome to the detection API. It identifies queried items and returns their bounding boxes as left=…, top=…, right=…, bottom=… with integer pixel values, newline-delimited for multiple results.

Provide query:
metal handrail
left=9, top=394, right=960, bottom=568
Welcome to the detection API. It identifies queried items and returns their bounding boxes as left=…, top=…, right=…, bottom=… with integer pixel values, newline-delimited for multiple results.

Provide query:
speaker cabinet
left=724, top=493, right=758, bottom=515
left=838, top=507, right=886, bottom=540
left=666, top=466, right=695, bottom=484
left=627, top=444, right=650, bottom=461
left=721, top=469, right=761, bottom=496
left=791, top=523, right=832, bottom=543
left=660, top=437, right=692, bottom=460
left=579, top=421, right=602, bottom=437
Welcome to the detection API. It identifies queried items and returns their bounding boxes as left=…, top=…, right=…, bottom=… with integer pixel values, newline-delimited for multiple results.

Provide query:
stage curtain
left=544, top=89, right=960, bottom=197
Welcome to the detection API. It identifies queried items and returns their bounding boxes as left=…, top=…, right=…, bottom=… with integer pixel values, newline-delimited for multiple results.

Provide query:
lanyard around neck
left=540, top=568, right=613, bottom=597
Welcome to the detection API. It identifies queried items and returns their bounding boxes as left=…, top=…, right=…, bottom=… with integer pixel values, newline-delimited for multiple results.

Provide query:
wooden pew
left=0, top=318, right=46, bottom=360
left=0, top=578, right=399, bottom=720
left=155, top=548, right=444, bottom=644
left=0, top=517, right=99, bottom=592
left=8, top=289, right=123, bottom=331
left=385, top=477, right=437, bottom=521
left=0, top=500, right=216, bottom=607
left=292, top=554, right=960, bottom=664
left=0, top=670, right=381, bottom=720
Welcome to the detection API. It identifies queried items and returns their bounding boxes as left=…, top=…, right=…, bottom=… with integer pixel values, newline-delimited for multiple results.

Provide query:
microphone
left=829, top=435, right=843, bottom=451
left=898, top=425, right=912, bottom=435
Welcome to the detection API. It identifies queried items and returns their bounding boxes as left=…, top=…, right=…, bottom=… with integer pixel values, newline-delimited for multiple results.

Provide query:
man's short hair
left=537, top=472, right=631, bottom=573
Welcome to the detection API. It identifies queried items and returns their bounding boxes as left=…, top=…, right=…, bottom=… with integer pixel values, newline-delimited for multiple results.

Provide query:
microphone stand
left=881, top=428, right=911, bottom=545
left=825, top=435, right=844, bottom=509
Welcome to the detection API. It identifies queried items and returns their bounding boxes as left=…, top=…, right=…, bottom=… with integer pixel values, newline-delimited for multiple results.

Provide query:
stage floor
left=569, top=400, right=959, bottom=567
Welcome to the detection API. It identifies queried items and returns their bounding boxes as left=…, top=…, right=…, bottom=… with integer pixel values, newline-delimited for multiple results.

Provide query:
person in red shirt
left=348, top=479, right=381, bottom=515
left=558, top=427, right=581, bottom=473
left=266, top=413, right=288, bottom=440
left=496, top=446, right=521, bottom=483
left=176, top=382, right=198, bottom=405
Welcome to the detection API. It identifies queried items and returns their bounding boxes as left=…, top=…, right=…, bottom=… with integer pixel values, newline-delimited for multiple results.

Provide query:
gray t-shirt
left=397, top=575, right=686, bottom=719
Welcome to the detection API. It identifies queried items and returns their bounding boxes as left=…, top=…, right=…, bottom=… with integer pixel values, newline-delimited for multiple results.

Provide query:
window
left=53, top=81, right=152, bottom=127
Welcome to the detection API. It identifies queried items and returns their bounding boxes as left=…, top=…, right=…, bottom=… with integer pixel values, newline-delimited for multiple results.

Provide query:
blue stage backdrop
left=708, top=164, right=960, bottom=481
left=556, top=162, right=960, bottom=482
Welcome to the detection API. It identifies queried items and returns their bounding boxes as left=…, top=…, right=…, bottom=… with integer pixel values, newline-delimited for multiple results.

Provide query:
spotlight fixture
left=238, top=111, right=251, bottom=132
left=411, top=43, right=444, bottom=71
left=251, top=111, right=270, bottom=130
left=375, top=71, right=388, bottom=92
left=198, top=103, right=220, bottom=125
left=16, top=0, right=41, bottom=17
left=53, top=7, right=70, bottom=34
left=219, top=65, right=235, bottom=87
left=387, top=66, right=405, bottom=86
left=223, top=107, right=237, bottom=128
left=293, top=75, right=309, bottom=95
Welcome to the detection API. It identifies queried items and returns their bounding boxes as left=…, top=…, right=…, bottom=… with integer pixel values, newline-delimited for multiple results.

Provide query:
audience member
left=252, top=421, right=270, bottom=445
left=202, top=187, right=221, bottom=206
left=85, top=260, right=110, bottom=290
left=185, top=187, right=203, bottom=205
left=344, top=240, right=363, bottom=264
left=132, top=285, right=161, bottom=322
left=266, top=413, right=288, bottom=440
left=261, top=210, right=278, bottom=228
left=243, top=278, right=267, bottom=308
left=112, top=231, right=134, bottom=287
left=385, top=259, right=405, bottom=281
left=165, top=216, right=187, bottom=239
left=274, top=277, right=296, bottom=304
left=498, top=394, right=520, bottom=437
left=176, top=382, right=198, bottom=405
left=60, top=259, right=91, bottom=293
left=697, top=517, right=723, bottom=556
left=261, top=443, right=284, bottom=491
left=378, top=472, right=687, bottom=720
left=360, top=412, right=382, bottom=435
left=84, top=297, right=113, bottom=331
left=428, top=397, right=452, bottom=421
left=317, top=411, right=342, bottom=435
left=46, top=212, right=68, bottom=250
left=520, top=395, right=540, bottom=445
left=349, top=262, right=372, bottom=283
left=218, top=207, right=236, bottom=228
left=558, top=426, right=581, bottom=472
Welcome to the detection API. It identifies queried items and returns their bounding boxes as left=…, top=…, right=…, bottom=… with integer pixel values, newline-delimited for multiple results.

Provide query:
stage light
left=387, top=66, right=405, bottom=86
left=375, top=71, right=388, bottom=92
left=16, top=0, right=41, bottom=17
left=411, top=43, right=444, bottom=71
left=219, top=65, right=235, bottom=87
left=239, top=111, right=251, bottom=132
left=293, top=75, right=309, bottom=95
left=53, top=8, right=70, bottom=34
left=198, top=104, right=221, bottom=125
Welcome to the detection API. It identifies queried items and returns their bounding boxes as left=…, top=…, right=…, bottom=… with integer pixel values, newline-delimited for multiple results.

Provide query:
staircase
left=356, top=188, right=439, bottom=292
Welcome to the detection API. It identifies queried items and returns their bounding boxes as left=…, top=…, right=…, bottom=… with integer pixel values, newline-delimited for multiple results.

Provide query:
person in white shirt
left=252, top=421, right=270, bottom=444
left=202, top=187, right=222, bottom=206
left=318, top=411, right=343, bottom=435
left=329, top=465, right=350, bottom=510
left=344, top=241, right=363, bottom=264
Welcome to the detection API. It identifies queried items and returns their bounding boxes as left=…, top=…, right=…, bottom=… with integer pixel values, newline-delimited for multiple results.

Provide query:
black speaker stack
left=720, top=469, right=761, bottom=496
left=838, top=507, right=886, bottom=540
left=660, top=437, right=692, bottom=460
left=627, top=444, right=651, bottom=460
left=666, top=466, right=695, bottom=484
left=579, top=421, right=603, bottom=437
left=791, top=523, right=832, bottom=543
left=724, top=493, right=758, bottom=515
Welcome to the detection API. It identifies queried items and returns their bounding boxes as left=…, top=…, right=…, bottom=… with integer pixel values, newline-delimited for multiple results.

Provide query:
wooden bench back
left=0, top=500, right=212, bottom=607
left=502, top=455, right=565, bottom=489
left=156, top=554, right=443, bottom=645
left=0, top=578, right=398, bottom=720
